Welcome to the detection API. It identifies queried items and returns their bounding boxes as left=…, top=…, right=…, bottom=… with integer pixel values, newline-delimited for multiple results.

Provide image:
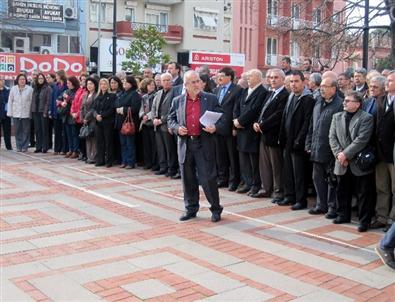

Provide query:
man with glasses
left=329, top=91, right=375, bottom=232
left=168, top=70, right=225, bottom=222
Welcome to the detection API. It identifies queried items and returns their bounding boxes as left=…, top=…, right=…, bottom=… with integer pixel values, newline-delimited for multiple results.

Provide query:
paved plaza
left=1, top=149, right=394, bottom=302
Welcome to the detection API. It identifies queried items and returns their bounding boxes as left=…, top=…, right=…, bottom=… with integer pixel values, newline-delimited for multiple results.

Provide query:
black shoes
left=236, top=186, right=250, bottom=194
left=291, top=202, right=307, bottom=211
left=179, top=212, right=197, bottom=221
left=211, top=213, right=221, bottom=222
left=271, top=197, right=283, bottom=204
left=325, top=212, right=338, bottom=219
left=155, top=169, right=167, bottom=175
left=228, top=184, right=238, bottom=192
left=250, top=191, right=271, bottom=198
left=34, top=149, right=41, bottom=153
left=217, top=181, right=228, bottom=188
left=357, top=224, right=369, bottom=232
left=95, top=163, right=105, bottom=167
left=277, top=198, right=295, bottom=206
left=308, top=208, right=326, bottom=215
left=171, top=173, right=181, bottom=179
left=333, top=217, right=350, bottom=224
left=370, top=221, right=387, bottom=229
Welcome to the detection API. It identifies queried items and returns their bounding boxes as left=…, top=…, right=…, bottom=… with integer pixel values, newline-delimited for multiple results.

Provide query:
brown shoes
left=69, top=152, right=79, bottom=159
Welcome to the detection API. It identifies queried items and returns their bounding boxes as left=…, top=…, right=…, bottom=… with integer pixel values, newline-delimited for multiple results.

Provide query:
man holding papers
left=168, top=70, right=226, bottom=222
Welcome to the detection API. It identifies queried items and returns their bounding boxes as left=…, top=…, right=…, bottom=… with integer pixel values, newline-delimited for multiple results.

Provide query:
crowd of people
left=0, top=57, right=394, bottom=268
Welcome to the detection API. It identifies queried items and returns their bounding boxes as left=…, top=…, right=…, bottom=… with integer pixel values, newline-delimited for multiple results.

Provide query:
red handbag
left=120, top=107, right=135, bottom=136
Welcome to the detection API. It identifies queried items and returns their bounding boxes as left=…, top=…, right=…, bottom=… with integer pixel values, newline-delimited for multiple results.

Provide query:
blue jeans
left=64, top=123, right=79, bottom=152
left=119, top=132, right=135, bottom=166
left=381, top=223, right=395, bottom=250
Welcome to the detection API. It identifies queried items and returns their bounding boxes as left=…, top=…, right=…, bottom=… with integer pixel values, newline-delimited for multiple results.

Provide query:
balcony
left=116, top=21, right=183, bottom=44
left=266, top=54, right=278, bottom=66
left=266, top=15, right=291, bottom=31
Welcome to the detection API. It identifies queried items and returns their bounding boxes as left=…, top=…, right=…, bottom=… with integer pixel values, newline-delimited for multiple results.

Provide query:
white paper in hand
left=199, top=111, right=222, bottom=127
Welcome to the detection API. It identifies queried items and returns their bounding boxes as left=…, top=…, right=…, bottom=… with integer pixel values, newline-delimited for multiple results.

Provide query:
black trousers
left=0, top=116, right=12, bottom=150
left=32, top=112, right=49, bottom=152
left=283, top=149, right=309, bottom=204
left=142, top=125, right=157, bottom=168
left=157, top=129, right=178, bottom=174
left=215, top=134, right=240, bottom=187
left=155, top=130, right=168, bottom=171
left=29, top=119, right=35, bottom=146
left=95, top=122, right=114, bottom=165
left=181, top=138, right=222, bottom=215
left=239, top=151, right=261, bottom=191
left=47, top=118, right=53, bottom=149
left=336, top=168, right=375, bottom=226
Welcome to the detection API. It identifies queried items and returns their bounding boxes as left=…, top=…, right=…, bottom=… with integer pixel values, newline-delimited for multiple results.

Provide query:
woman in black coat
left=114, top=75, right=142, bottom=169
left=93, top=78, right=116, bottom=167
left=31, top=73, right=52, bottom=153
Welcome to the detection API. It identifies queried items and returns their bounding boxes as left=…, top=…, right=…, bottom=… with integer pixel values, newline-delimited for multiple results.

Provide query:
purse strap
left=124, top=107, right=132, bottom=123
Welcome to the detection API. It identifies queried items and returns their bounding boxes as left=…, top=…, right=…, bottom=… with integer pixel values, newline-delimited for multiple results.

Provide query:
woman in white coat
left=7, top=74, right=33, bottom=152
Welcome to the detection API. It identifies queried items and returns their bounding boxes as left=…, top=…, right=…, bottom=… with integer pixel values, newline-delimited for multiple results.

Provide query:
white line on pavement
left=17, top=152, right=376, bottom=254
left=55, top=180, right=139, bottom=209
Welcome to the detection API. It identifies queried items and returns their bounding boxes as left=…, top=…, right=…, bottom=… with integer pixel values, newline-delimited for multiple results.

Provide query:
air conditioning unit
left=64, top=7, right=77, bottom=20
left=13, top=37, right=30, bottom=53
left=0, top=47, right=11, bottom=53
left=40, top=46, right=53, bottom=54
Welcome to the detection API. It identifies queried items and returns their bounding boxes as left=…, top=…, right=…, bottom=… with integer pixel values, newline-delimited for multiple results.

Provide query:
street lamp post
left=362, top=0, right=369, bottom=69
left=112, top=0, right=117, bottom=75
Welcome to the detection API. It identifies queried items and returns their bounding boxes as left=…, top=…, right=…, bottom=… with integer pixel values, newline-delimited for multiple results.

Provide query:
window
left=291, top=3, right=300, bottom=28
left=145, top=12, right=168, bottom=32
left=90, top=2, right=112, bottom=23
left=57, top=35, right=68, bottom=53
left=125, top=8, right=135, bottom=22
left=266, top=37, right=277, bottom=66
left=193, top=10, right=218, bottom=31
left=43, top=35, right=51, bottom=46
left=160, top=12, right=168, bottom=26
left=290, top=39, right=300, bottom=64
left=313, top=9, right=321, bottom=26
left=267, top=0, right=278, bottom=25
left=146, top=13, right=159, bottom=25
left=70, top=36, right=79, bottom=53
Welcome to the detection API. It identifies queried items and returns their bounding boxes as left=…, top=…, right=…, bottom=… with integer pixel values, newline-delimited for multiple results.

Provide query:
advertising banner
left=99, top=39, right=130, bottom=73
left=8, top=0, right=64, bottom=22
left=189, top=51, right=245, bottom=77
left=0, top=53, right=86, bottom=78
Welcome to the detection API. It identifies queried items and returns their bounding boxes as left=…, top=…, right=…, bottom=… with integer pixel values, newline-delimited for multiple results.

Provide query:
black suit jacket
left=215, top=83, right=243, bottom=136
left=279, top=89, right=315, bottom=152
left=173, top=76, right=183, bottom=87
left=234, top=84, right=268, bottom=153
left=376, top=95, right=395, bottom=163
left=258, top=87, right=289, bottom=147
left=168, top=91, right=226, bottom=164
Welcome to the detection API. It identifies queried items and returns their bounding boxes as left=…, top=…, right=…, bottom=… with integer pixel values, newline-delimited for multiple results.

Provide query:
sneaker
left=375, top=244, right=395, bottom=270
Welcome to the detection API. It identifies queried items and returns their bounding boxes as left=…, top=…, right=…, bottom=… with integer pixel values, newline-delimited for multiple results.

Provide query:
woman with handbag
left=109, top=76, right=124, bottom=165
left=93, top=78, right=116, bottom=167
left=80, top=77, right=98, bottom=164
left=31, top=73, right=52, bottom=153
left=114, top=75, right=142, bottom=169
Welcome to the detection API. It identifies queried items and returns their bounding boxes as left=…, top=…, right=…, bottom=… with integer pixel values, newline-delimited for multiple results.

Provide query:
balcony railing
left=266, top=54, right=278, bottom=66
left=116, top=21, right=183, bottom=44
left=131, top=22, right=168, bottom=33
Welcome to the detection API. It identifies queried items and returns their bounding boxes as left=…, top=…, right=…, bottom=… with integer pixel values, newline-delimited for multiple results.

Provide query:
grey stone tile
left=198, top=286, right=273, bottom=301
left=65, top=261, right=140, bottom=283
left=127, top=252, right=183, bottom=269
left=1, top=241, right=37, bottom=255
left=42, top=244, right=140, bottom=269
left=31, top=274, right=99, bottom=301
left=85, top=223, right=149, bottom=237
left=258, top=211, right=311, bottom=223
left=0, top=280, right=35, bottom=302
left=1, top=228, right=38, bottom=240
left=188, top=271, right=245, bottom=294
left=326, top=230, right=361, bottom=241
left=28, top=231, right=94, bottom=248
left=122, top=279, right=175, bottom=299
left=31, top=219, right=98, bottom=234
left=290, top=291, right=353, bottom=302
left=2, top=215, right=33, bottom=224
left=164, top=261, right=210, bottom=277
left=2, top=262, right=50, bottom=279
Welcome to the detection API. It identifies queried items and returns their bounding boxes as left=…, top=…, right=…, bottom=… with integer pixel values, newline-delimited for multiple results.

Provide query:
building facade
left=0, top=0, right=86, bottom=55
left=232, top=0, right=343, bottom=71
left=87, top=0, right=233, bottom=73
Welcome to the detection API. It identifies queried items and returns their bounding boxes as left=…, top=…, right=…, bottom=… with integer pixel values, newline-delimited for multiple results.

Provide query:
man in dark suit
left=353, top=67, right=369, bottom=97
left=305, top=77, right=343, bottom=217
left=214, top=67, right=243, bottom=191
left=167, top=62, right=183, bottom=87
left=234, top=69, right=268, bottom=195
left=371, top=71, right=395, bottom=232
left=149, top=73, right=179, bottom=177
left=168, top=70, right=226, bottom=222
left=253, top=69, right=288, bottom=200
left=329, top=91, right=375, bottom=232
left=278, top=70, right=315, bottom=210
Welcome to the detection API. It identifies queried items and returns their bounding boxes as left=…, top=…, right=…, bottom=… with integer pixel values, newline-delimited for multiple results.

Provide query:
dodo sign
left=0, top=53, right=86, bottom=77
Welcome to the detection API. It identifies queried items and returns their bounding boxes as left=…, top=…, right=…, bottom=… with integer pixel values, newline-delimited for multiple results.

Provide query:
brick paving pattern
left=1, top=149, right=394, bottom=302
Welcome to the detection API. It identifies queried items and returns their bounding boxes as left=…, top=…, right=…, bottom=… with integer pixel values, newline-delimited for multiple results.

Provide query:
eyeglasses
left=343, top=99, right=359, bottom=103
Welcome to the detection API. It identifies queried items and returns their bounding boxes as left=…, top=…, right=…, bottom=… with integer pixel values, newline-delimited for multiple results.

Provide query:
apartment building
left=87, top=0, right=233, bottom=73
left=233, top=0, right=344, bottom=71
left=0, top=0, right=86, bottom=55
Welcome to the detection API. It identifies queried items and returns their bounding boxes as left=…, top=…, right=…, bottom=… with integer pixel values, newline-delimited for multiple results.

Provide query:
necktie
left=219, top=86, right=227, bottom=104
left=387, top=95, right=394, bottom=111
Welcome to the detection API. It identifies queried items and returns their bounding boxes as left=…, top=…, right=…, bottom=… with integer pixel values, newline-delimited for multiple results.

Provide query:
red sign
left=192, top=52, right=231, bottom=64
left=0, top=53, right=86, bottom=78
left=190, top=64, right=244, bottom=78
